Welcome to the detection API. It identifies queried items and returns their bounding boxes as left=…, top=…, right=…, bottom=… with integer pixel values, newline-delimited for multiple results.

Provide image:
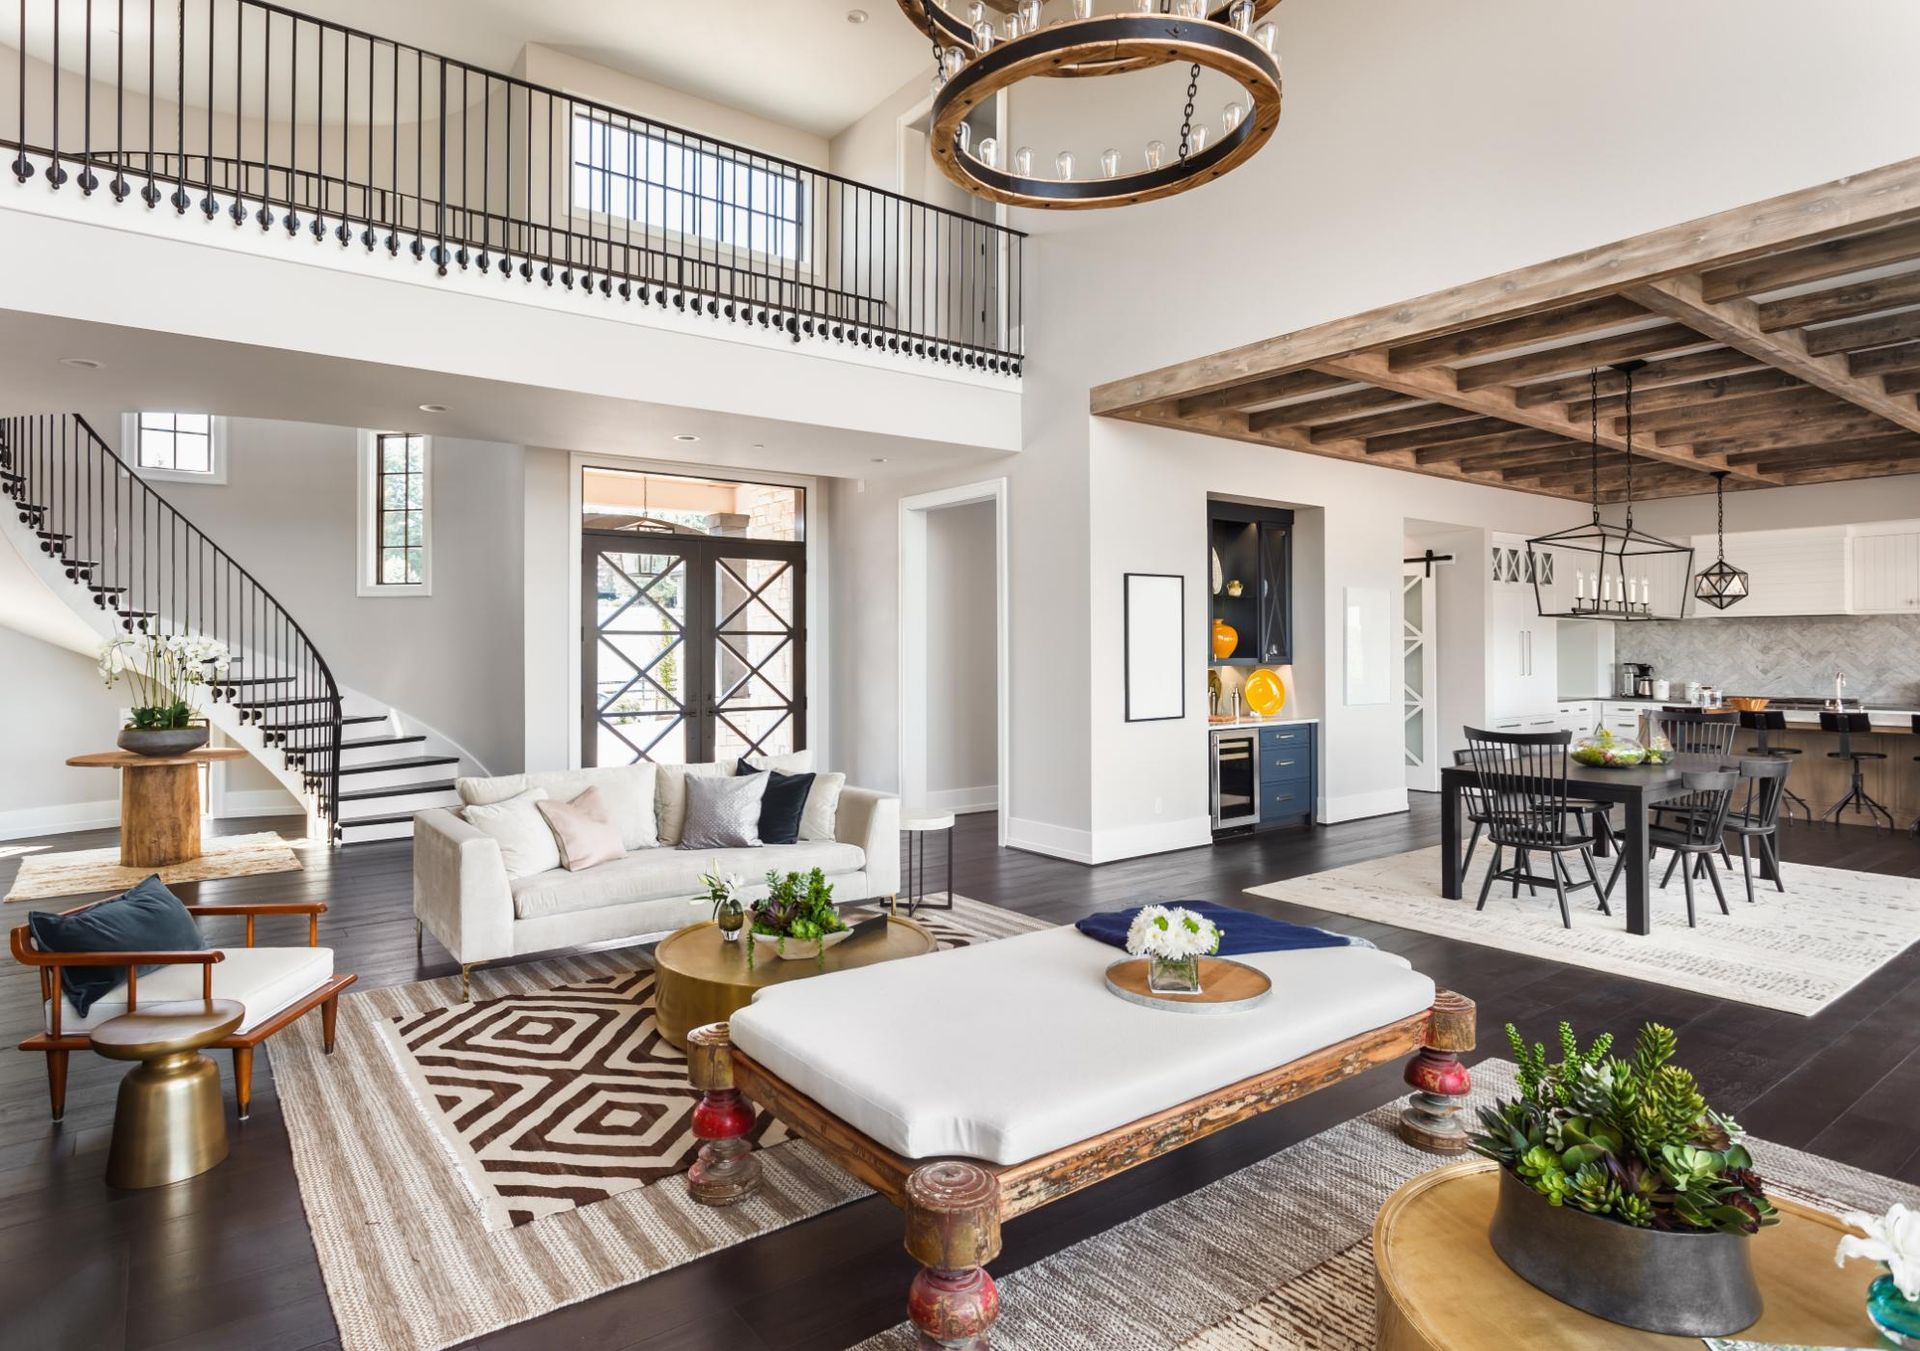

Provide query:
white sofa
left=412, top=759, right=899, bottom=992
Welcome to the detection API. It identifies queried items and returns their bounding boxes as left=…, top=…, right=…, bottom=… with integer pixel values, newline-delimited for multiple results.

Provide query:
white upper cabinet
left=1849, top=525, right=1920, bottom=613
left=1685, top=525, right=1850, bottom=617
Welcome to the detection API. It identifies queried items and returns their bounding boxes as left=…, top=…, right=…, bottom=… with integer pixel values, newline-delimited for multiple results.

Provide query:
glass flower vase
left=1147, top=954, right=1202, bottom=995
left=715, top=899, right=746, bottom=944
left=1869, top=1272, right=1920, bottom=1348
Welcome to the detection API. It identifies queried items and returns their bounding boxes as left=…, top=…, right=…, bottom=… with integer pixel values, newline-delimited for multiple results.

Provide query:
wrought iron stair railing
left=3, top=0, right=1026, bottom=373
left=0, top=413, right=342, bottom=835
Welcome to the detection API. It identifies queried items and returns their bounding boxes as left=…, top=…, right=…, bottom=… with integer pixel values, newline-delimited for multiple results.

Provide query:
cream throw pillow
left=655, top=762, right=737, bottom=846
left=458, top=765, right=657, bottom=851
left=799, top=772, right=846, bottom=842
left=462, top=788, right=560, bottom=878
left=740, top=749, right=816, bottom=775
left=536, top=787, right=625, bottom=871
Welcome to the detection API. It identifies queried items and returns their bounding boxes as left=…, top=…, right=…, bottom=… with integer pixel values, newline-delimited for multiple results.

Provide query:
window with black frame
left=373, top=433, right=427, bottom=586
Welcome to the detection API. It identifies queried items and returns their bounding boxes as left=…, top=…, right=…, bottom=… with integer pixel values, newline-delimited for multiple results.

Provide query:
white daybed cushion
left=729, top=926, right=1435, bottom=1166
left=46, top=945, right=335, bottom=1036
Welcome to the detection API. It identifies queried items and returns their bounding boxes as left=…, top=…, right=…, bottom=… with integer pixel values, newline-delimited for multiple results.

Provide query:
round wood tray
left=1103, top=957, right=1272, bottom=1014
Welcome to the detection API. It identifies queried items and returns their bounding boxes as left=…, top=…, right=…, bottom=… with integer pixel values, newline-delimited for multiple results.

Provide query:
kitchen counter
left=1208, top=717, right=1320, bottom=732
left=1561, top=696, right=1920, bottom=728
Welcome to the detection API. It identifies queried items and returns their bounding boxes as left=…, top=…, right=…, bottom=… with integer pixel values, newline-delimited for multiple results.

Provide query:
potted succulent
left=1125, top=904, right=1222, bottom=994
left=1472, top=1021, right=1777, bottom=1337
left=746, top=867, right=848, bottom=971
left=97, top=633, right=230, bottom=757
left=694, top=865, right=747, bottom=943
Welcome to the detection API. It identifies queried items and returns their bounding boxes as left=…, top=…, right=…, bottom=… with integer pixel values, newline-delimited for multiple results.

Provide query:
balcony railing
left=2, top=0, right=1025, bottom=373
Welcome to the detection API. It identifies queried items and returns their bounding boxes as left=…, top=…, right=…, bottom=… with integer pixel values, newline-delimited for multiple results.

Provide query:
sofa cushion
left=739, top=760, right=814, bottom=844
left=510, top=840, right=868, bottom=920
left=680, top=773, right=768, bottom=849
left=45, top=945, right=335, bottom=1036
left=463, top=789, right=561, bottom=878
left=742, top=749, right=815, bottom=775
left=800, top=771, right=846, bottom=841
left=537, top=788, right=626, bottom=871
left=458, top=765, right=658, bottom=851
left=29, top=875, right=208, bottom=1016
left=655, top=762, right=736, bottom=846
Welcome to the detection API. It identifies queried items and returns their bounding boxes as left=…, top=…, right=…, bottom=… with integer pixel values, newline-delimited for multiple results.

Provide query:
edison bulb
left=942, top=46, right=966, bottom=78
left=1018, top=0, right=1041, bottom=32
left=1221, top=101, right=1244, bottom=135
left=1189, top=125, right=1209, bottom=154
left=1144, top=139, right=1165, bottom=169
left=973, top=18, right=995, bottom=48
left=1100, top=147, right=1120, bottom=178
left=1013, top=145, right=1034, bottom=176
left=1229, top=0, right=1254, bottom=31
left=1252, top=20, right=1277, bottom=52
left=1055, top=150, right=1074, bottom=180
left=977, top=137, right=998, bottom=168
left=968, top=1, right=985, bottom=21
left=955, top=121, right=971, bottom=154
left=1073, top=0, right=1094, bottom=16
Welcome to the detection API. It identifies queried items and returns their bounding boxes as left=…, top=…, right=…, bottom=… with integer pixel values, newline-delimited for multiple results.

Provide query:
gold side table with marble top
left=90, top=998, right=245, bottom=1189
left=652, top=916, right=936, bottom=1051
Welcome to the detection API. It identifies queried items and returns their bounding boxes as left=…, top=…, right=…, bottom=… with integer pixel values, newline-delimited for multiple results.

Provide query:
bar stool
left=1911, top=714, right=1920, bottom=834
left=1740, top=710, right=1812, bottom=821
left=1819, top=711, right=1894, bottom=829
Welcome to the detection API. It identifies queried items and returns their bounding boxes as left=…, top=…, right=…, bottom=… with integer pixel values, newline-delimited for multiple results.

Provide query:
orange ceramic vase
left=1210, top=617, right=1238, bottom=660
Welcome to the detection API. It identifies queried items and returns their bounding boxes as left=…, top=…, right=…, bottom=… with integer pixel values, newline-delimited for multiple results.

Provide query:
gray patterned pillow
left=678, top=772, right=769, bottom=849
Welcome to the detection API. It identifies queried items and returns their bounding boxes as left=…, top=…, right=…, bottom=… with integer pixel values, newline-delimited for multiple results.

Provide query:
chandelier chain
left=1622, top=363, right=1636, bottom=530
left=1588, top=366, right=1600, bottom=522
left=1717, top=473, right=1727, bottom=561
left=1177, top=63, right=1201, bottom=160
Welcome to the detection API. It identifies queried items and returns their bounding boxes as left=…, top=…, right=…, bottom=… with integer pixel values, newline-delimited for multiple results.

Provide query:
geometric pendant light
left=1691, top=470, right=1750, bottom=611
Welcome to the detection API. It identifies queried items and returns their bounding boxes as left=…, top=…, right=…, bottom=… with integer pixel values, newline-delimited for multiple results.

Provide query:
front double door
left=582, top=531, right=806, bottom=767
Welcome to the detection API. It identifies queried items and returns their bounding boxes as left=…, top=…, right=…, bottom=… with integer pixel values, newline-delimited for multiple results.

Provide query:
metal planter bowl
left=117, top=725, right=210, bottom=758
left=1488, top=1165, right=1762, bottom=1336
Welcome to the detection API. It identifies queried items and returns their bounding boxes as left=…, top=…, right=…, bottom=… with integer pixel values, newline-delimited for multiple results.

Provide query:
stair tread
left=337, top=779, right=458, bottom=803
left=262, top=715, right=387, bottom=730
left=236, top=696, right=340, bottom=708
left=334, top=756, right=460, bottom=775
left=340, top=735, right=427, bottom=749
left=335, top=813, right=420, bottom=832
left=212, top=676, right=298, bottom=686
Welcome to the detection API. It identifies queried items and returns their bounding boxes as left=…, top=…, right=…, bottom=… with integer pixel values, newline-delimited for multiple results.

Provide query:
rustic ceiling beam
left=1698, top=221, right=1920, bottom=303
left=1244, top=385, right=1406, bottom=432
left=1882, top=369, right=1920, bottom=396
left=1801, top=309, right=1920, bottom=357
left=1658, top=411, right=1894, bottom=449
left=1453, top=323, right=1707, bottom=392
left=1629, top=274, right=1920, bottom=440
left=1317, top=352, right=1782, bottom=482
left=1383, top=296, right=1649, bottom=371
left=1561, top=369, right=1805, bottom=421
left=1784, top=454, right=1920, bottom=485
left=1091, top=156, right=1920, bottom=416
left=1848, top=341, right=1920, bottom=377
left=1512, top=349, right=1760, bottom=408
left=1172, top=369, right=1349, bottom=418
left=1306, top=402, right=1481, bottom=444
left=1724, top=432, right=1920, bottom=466
left=1363, top=415, right=1514, bottom=455
left=1434, top=432, right=1582, bottom=468
left=1753, top=270, right=1920, bottom=333
left=1615, top=386, right=1859, bottom=434
left=1691, top=415, right=1908, bottom=455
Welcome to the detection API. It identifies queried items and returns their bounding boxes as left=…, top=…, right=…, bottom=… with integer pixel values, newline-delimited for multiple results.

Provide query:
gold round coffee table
left=1374, top=1161, right=1881, bottom=1349
left=653, top=916, right=937, bottom=1050
left=90, top=998, right=245, bottom=1189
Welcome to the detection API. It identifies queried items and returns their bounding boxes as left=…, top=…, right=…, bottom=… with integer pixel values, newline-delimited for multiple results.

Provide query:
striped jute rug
left=269, top=895, right=1045, bottom=1351
left=852, top=1060, right=1920, bottom=1351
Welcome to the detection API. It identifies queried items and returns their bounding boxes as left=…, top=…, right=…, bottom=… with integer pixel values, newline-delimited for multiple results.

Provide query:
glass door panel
left=712, top=555, right=802, bottom=763
left=587, top=544, right=694, bottom=766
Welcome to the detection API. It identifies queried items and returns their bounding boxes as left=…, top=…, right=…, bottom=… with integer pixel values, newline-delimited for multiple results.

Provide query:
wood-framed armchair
left=10, top=899, right=356, bottom=1121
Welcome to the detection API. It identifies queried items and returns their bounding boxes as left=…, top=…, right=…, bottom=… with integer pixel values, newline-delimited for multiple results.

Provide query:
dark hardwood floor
left=2, top=803, right=1917, bottom=1350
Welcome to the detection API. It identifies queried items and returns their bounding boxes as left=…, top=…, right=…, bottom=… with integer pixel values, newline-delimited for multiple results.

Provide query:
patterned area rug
left=269, top=895, right=1046, bottom=1351
left=1245, top=845, right=1920, bottom=1016
left=852, top=1060, right=1920, bottom=1351
left=3, top=829, right=304, bottom=901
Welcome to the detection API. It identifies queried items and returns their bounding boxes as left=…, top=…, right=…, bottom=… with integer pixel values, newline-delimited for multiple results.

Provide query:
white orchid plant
left=98, top=633, right=231, bottom=730
left=1125, top=904, right=1223, bottom=963
left=694, top=864, right=748, bottom=923
left=1836, top=1201, right=1920, bottom=1302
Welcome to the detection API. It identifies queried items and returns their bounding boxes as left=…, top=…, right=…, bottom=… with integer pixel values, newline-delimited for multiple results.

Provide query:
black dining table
left=1438, top=754, right=1771, bottom=936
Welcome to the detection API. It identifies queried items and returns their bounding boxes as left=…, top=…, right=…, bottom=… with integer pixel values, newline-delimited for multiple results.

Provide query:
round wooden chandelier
left=901, top=2, right=1284, bottom=210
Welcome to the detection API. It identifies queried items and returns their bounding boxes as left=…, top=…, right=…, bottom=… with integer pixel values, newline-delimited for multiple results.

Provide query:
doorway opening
left=898, top=480, right=1009, bottom=846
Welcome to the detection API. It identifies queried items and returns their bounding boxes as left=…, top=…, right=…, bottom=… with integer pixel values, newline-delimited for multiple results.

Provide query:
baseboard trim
left=1090, top=815, right=1214, bottom=864
left=1003, top=815, right=1094, bottom=865
left=923, top=785, right=997, bottom=815
left=1318, top=787, right=1410, bottom=824
left=0, top=798, right=119, bottom=842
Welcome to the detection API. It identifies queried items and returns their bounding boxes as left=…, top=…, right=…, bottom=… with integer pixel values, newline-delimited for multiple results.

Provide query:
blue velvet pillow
left=28, top=875, right=207, bottom=1016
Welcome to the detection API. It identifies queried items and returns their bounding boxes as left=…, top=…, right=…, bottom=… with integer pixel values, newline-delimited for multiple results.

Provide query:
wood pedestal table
left=66, top=748, right=248, bottom=867
left=1374, top=1161, right=1882, bottom=1349
left=680, top=922, right=1477, bottom=1348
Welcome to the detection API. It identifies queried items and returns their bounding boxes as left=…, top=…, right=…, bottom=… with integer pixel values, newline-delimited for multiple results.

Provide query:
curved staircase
left=0, top=413, right=474, bottom=843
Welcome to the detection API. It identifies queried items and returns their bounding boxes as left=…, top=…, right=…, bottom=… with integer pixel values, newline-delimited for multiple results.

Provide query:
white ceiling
left=281, top=0, right=933, bottom=139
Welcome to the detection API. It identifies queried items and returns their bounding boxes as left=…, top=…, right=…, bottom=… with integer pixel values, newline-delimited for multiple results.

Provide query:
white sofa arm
left=413, top=808, right=516, bottom=965
left=835, top=787, right=901, bottom=900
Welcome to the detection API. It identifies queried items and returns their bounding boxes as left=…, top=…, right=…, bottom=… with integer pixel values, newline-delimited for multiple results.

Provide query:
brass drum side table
left=90, top=998, right=245, bottom=1189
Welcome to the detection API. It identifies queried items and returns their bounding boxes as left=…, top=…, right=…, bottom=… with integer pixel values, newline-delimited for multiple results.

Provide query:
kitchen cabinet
left=1489, top=587, right=1558, bottom=720
left=1257, top=723, right=1315, bottom=829
left=1601, top=703, right=1646, bottom=739
left=1208, top=503, right=1293, bottom=664
left=1555, top=702, right=1598, bottom=736
left=1850, top=527, right=1920, bottom=613
left=1684, top=525, right=1849, bottom=617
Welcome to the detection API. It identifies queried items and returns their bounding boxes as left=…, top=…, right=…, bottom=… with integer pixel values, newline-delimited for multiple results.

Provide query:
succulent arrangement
left=1472, top=1021, right=1778, bottom=1236
left=746, top=867, right=844, bottom=971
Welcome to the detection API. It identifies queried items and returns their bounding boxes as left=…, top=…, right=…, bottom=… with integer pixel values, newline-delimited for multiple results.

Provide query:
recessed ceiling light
left=674, top=434, right=701, bottom=443
left=750, top=443, right=765, bottom=450
left=871, top=456, right=889, bottom=463
left=59, top=357, right=103, bottom=369
left=418, top=403, right=448, bottom=414
left=846, top=8, right=869, bottom=23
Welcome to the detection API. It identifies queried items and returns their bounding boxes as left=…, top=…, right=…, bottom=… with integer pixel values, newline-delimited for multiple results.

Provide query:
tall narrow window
left=357, top=431, right=431, bottom=596
left=123, top=412, right=227, bottom=482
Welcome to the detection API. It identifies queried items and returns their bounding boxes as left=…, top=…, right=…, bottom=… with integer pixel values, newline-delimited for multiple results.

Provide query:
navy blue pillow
left=28, top=875, right=207, bottom=1016
left=737, top=759, right=815, bottom=845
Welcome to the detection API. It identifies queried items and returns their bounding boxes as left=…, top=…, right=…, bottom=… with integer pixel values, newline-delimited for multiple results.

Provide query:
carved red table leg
left=685, top=1022, right=762, bottom=1206
left=904, top=1161, right=1001, bottom=1350
left=1399, top=990, right=1477, bottom=1154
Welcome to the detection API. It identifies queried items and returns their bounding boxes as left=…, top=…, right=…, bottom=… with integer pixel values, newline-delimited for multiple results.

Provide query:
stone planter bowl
left=117, top=725, right=211, bottom=758
left=1488, top=1164, right=1762, bottom=1336
left=751, top=929, right=853, bottom=962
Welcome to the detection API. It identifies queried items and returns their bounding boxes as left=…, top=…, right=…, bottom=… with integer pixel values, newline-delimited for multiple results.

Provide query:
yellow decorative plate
left=1244, top=666, right=1286, bottom=718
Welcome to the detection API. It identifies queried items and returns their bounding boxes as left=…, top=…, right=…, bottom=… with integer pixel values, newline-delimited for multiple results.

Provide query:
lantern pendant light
left=1692, top=471, right=1750, bottom=611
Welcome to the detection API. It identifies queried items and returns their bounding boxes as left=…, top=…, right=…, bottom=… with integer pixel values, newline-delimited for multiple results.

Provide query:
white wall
left=1627, top=475, right=1920, bottom=539
left=924, top=499, right=998, bottom=810
left=0, top=627, right=133, bottom=834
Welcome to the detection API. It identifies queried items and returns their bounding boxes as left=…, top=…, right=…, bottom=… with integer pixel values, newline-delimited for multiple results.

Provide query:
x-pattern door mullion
left=594, top=632, right=685, bottom=714
left=714, top=631, right=792, bottom=707
left=715, top=558, right=791, bottom=632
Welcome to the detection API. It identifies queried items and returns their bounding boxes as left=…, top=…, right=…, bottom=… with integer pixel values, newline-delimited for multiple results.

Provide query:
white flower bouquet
left=1837, top=1202, right=1920, bottom=1340
left=98, top=633, right=231, bottom=730
left=1125, top=904, right=1223, bottom=995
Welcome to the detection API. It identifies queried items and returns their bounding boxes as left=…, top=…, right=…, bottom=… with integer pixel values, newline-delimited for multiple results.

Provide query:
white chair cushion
left=47, top=945, right=336, bottom=1036
left=457, top=766, right=659, bottom=852
left=510, top=841, right=868, bottom=920
left=730, top=927, right=1435, bottom=1166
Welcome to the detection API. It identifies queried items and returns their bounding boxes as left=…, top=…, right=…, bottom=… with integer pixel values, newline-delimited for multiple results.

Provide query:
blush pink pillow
left=536, top=787, right=625, bottom=871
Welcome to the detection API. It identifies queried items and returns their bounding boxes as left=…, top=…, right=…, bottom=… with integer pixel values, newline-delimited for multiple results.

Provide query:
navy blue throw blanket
left=1074, top=901, right=1353, bottom=957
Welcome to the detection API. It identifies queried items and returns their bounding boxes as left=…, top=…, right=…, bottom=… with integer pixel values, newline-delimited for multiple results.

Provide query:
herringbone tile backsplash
left=1617, top=613, right=1920, bottom=707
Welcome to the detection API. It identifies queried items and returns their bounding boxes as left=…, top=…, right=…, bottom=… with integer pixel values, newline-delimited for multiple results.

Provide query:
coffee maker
left=1619, top=662, right=1653, bottom=699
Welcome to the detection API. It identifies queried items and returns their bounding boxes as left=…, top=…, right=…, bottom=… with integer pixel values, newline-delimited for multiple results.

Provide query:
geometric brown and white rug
left=2, top=829, right=304, bottom=901
left=1246, top=845, right=1920, bottom=1017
